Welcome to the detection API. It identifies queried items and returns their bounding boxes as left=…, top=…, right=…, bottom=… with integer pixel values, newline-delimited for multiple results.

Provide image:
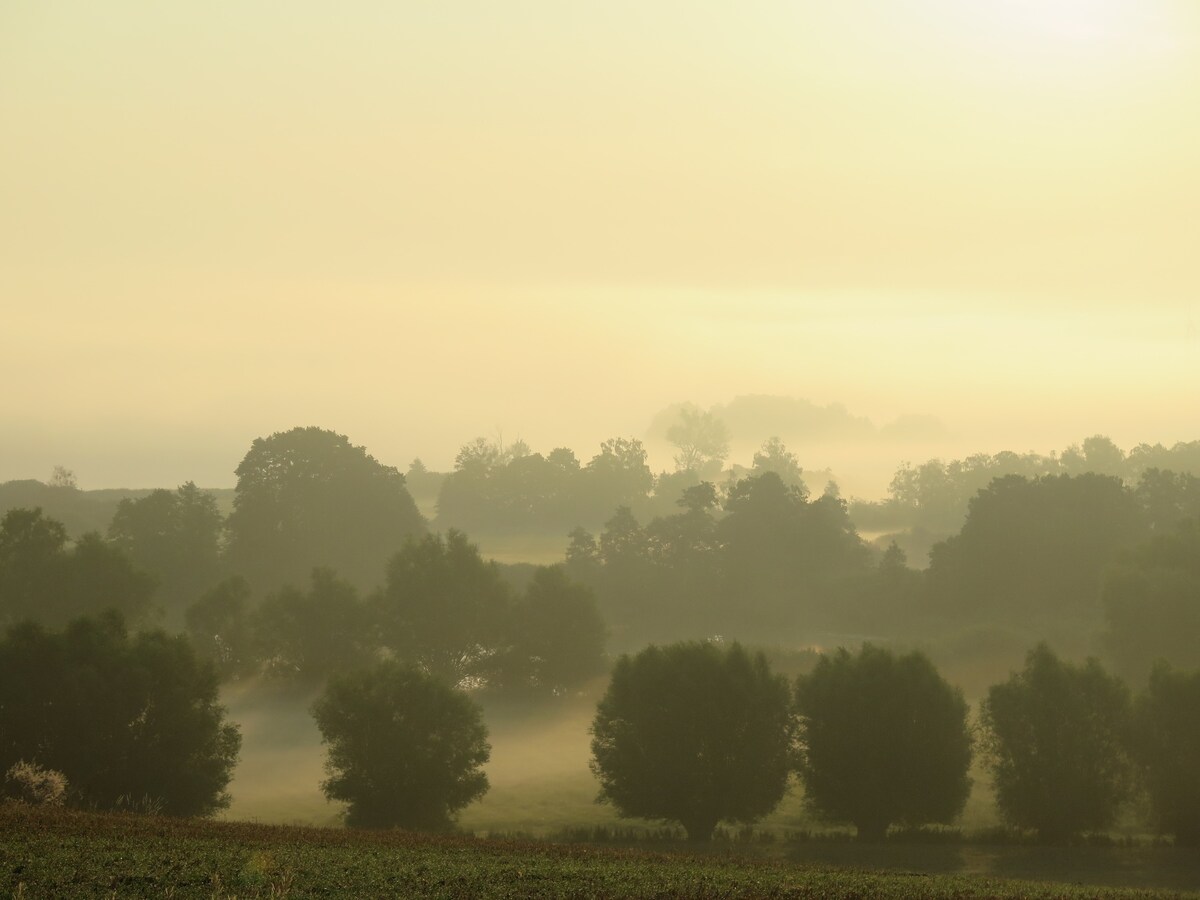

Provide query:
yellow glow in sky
left=1, top=1, right=1197, bottom=493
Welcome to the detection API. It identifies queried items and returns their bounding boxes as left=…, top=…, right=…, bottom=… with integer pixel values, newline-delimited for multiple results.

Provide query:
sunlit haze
left=3, top=1, right=1197, bottom=495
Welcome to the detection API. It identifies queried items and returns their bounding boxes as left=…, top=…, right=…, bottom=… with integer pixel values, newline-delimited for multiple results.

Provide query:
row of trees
left=5, top=611, right=1197, bottom=846
left=185, top=532, right=607, bottom=696
left=556, top=463, right=1200, bottom=683
left=0, top=502, right=607, bottom=697
left=431, top=426, right=811, bottom=536
left=589, top=642, right=1200, bottom=845
left=565, top=470, right=869, bottom=646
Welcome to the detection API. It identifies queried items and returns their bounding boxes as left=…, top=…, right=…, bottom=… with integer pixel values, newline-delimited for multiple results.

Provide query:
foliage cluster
left=567, top=471, right=870, bottom=647
left=0, top=612, right=240, bottom=817
left=313, top=661, right=491, bottom=830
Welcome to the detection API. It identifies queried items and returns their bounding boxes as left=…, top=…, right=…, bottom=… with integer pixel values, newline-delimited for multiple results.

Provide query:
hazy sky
left=3, top=1, right=1197, bottom=494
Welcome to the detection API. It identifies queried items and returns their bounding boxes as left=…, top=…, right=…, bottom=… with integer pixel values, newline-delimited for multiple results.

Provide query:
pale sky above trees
left=2, top=1, right=1197, bottom=491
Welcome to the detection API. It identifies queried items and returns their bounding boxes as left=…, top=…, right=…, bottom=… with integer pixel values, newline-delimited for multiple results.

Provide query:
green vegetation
left=590, top=642, right=795, bottom=842
left=0, top=613, right=240, bottom=817
left=312, top=661, right=491, bottom=830
left=794, top=645, right=973, bottom=841
left=3, top=804, right=1193, bottom=899
left=981, top=645, right=1132, bottom=843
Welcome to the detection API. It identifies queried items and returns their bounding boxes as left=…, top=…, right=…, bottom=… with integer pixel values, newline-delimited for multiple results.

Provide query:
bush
left=0, top=612, right=241, bottom=817
left=793, top=644, right=973, bottom=841
left=980, top=644, right=1132, bottom=842
left=590, top=641, right=795, bottom=842
left=3, top=761, right=67, bottom=806
left=1131, top=663, right=1200, bottom=846
left=312, top=661, right=490, bottom=830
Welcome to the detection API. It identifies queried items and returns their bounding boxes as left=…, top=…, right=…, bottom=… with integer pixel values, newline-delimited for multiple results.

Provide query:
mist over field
left=4, top=2, right=1200, bottom=895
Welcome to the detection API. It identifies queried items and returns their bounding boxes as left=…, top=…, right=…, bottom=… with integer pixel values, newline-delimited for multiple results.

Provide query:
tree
left=498, top=566, right=607, bottom=696
left=253, top=568, right=371, bottom=683
left=185, top=576, right=256, bottom=681
left=793, top=645, right=972, bottom=841
left=581, top=438, right=654, bottom=518
left=590, top=641, right=795, bottom=842
left=751, top=437, right=806, bottom=490
left=312, top=661, right=490, bottom=830
left=980, top=644, right=1132, bottom=842
left=666, top=406, right=730, bottom=475
left=1131, top=664, right=1200, bottom=846
left=0, top=508, right=156, bottom=629
left=48, top=466, right=78, bottom=490
left=1060, top=434, right=1128, bottom=478
left=925, top=474, right=1145, bottom=633
left=1101, top=521, right=1200, bottom=682
left=716, top=472, right=869, bottom=637
left=225, top=427, right=426, bottom=592
left=0, top=612, right=240, bottom=816
left=374, top=531, right=512, bottom=685
left=108, top=483, right=223, bottom=621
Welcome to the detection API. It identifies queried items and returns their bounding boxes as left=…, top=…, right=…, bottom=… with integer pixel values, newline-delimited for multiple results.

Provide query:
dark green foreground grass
left=0, top=805, right=1192, bottom=899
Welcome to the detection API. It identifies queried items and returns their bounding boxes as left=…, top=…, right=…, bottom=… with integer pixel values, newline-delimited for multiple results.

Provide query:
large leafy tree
left=253, top=568, right=371, bottom=684
left=225, top=427, right=425, bottom=592
left=579, top=437, right=654, bottom=520
left=590, top=641, right=795, bottom=842
left=0, top=612, right=240, bottom=816
left=374, top=530, right=512, bottom=685
left=108, top=482, right=223, bottom=621
left=793, top=645, right=972, bottom=841
left=497, top=565, right=607, bottom=696
left=312, top=661, right=490, bottom=830
left=926, top=474, right=1146, bottom=632
left=716, top=472, right=869, bottom=636
left=185, top=576, right=256, bottom=681
left=1131, top=664, right=1200, bottom=846
left=0, top=508, right=155, bottom=629
left=980, top=644, right=1132, bottom=842
left=1102, top=521, right=1200, bottom=682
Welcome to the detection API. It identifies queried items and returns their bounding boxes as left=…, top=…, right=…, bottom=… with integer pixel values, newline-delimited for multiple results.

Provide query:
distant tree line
left=854, top=434, right=1200, bottom=536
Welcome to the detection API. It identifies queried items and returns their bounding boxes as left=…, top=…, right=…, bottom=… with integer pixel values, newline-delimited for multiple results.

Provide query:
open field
left=3, top=804, right=1197, bottom=900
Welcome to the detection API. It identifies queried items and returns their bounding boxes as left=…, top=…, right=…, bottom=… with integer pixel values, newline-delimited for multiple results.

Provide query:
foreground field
left=1, top=805, right=1194, bottom=899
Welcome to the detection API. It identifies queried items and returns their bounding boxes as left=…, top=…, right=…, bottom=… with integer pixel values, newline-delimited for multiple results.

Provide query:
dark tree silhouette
left=312, top=661, right=489, bottom=830
left=1102, top=520, right=1200, bottom=682
left=981, top=644, right=1132, bottom=842
left=926, top=474, right=1145, bottom=632
left=498, top=565, right=607, bottom=696
left=375, top=530, right=512, bottom=685
left=793, top=645, right=972, bottom=841
left=590, top=641, right=795, bottom=842
left=0, top=508, right=155, bottom=628
left=185, top=576, right=256, bottom=681
left=0, top=612, right=240, bottom=816
left=108, top=482, right=223, bottom=620
left=225, top=427, right=425, bottom=592
left=1131, top=664, right=1200, bottom=846
left=253, top=568, right=370, bottom=683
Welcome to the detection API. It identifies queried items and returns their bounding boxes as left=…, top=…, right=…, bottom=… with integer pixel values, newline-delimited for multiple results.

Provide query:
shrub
left=3, top=760, right=67, bottom=806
